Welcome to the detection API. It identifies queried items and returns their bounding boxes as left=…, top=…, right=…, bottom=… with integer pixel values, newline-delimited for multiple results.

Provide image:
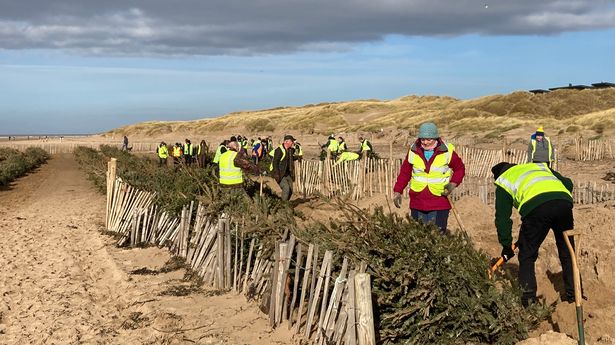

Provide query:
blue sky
left=1, top=1, right=614, bottom=134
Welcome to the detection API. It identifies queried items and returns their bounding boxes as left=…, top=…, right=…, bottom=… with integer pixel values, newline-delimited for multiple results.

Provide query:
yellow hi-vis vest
left=213, top=145, right=225, bottom=164
left=530, top=137, right=554, bottom=162
left=408, top=143, right=454, bottom=196
left=294, top=143, right=303, bottom=157
left=183, top=143, right=193, bottom=156
left=219, top=151, right=243, bottom=185
left=337, top=141, right=347, bottom=154
left=361, top=140, right=371, bottom=152
left=328, top=139, right=339, bottom=153
left=494, top=163, right=571, bottom=211
left=172, top=146, right=182, bottom=157
left=336, top=151, right=359, bottom=164
left=158, top=145, right=168, bottom=159
left=269, top=145, right=285, bottom=171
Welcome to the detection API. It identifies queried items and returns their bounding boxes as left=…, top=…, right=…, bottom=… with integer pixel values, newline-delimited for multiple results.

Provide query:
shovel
left=563, top=229, right=585, bottom=345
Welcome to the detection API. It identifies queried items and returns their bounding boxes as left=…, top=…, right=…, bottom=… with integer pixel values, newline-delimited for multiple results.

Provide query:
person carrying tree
left=218, top=140, right=259, bottom=188
left=392, top=122, right=465, bottom=234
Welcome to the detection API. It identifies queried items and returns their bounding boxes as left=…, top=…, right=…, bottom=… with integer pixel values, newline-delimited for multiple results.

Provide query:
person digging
left=491, top=161, right=580, bottom=307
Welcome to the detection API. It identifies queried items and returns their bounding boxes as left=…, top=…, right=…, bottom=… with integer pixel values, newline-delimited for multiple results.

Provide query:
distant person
left=393, top=122, right=466, bottom=234
left=270, top=135, right=297, bottom=201
left=321, top=135, right=339, bottom=160
left=334, top=151, right=359, bottom=166
left=359, top=136, right=374, bottom=158
left=197, top=139, right=209, bottom=168
left=527, top=126, right=555, bottom=167
left=122, top=136, right=129, bottom=151
left=183, top=139, right=193, bottom=166
left=157, top=142, right=169, bottom=167
left=252, top=137, right=264, bottom=164
left=172, top=143, right=183, bottom=168
left=293, top=141, right=304, bottom=161
left=213, top=140, right=229, bottom=164
left=491, top=162, right=575, bottom=307
left=337, top=136, right=347, bottom=154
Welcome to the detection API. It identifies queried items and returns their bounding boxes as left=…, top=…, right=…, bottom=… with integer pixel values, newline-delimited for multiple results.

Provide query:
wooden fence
left=574, top=138, right=615, bottom=161
left=106, top=158, right=376, bottom=344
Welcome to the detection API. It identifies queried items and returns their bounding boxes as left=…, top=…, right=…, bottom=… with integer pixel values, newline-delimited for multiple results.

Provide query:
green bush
left=297, top=204, right=551, bottom=345
left=0, top=147, right=49, bottom=186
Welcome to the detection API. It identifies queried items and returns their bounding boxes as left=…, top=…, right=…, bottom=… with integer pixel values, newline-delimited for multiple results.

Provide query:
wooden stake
left=354, top=273, right=376, bottom=345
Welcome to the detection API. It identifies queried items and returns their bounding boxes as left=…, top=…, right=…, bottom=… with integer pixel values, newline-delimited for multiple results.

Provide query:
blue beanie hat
left=418, top=122, right=439, bottom=139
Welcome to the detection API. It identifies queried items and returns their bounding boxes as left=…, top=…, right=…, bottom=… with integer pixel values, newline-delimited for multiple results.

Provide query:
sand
left=0, top=154, right=291, bottom=344
left=2, top=138, right=615, bottom=344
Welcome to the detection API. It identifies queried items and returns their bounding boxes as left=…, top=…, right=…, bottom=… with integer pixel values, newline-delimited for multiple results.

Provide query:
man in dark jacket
left=491, top=161, right=575, bottom=307
left=270, top=134, right=296, bottom=201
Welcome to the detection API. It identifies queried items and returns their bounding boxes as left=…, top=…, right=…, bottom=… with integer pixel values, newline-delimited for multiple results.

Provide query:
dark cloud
left=1, top=0, right=614, bottom=55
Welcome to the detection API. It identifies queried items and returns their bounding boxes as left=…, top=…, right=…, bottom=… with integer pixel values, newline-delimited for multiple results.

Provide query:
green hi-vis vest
left=213, top=145, right=225, bottom=164
left=361, top=140, right=371, bottom=152
left=242, top=140, right=249, bottom=150
left=269, top=145, right=285, bottom=171
left=531, top=137, right=554, bottom=162
left=408, top=143, right=454, bottom=196
left=495, top=163, right=571, bottom=211
left=219, top=151, right=243, bottom=185
left=158, top=145, right=168, bottom=159
left=328, top=139, right=339, bottom=153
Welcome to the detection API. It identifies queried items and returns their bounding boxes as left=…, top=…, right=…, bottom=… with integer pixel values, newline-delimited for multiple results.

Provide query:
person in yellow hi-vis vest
left=218, top=141, right=259, bottom=188
left=334, top=151, right=359, bottom=166
left=321, top=135, right=339, bottom=160
left=527, top=126, right=555, bottom=167
left=392, top=122, right=465, bottom=234
left=491, top=161, right=575, bottom=307
left=156, top=142, right=168, bottom=167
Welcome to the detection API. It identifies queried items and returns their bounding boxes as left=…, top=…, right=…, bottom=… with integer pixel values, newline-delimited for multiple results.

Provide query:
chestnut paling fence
left=293, top=144, right=615, bottom=205
left=105, top=158, right=377, bottom=345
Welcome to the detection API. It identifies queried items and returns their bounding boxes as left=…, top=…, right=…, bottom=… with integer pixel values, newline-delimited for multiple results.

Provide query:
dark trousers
left=279, top=175, right=293, bottom=201
left=410, top=209, right=449, bottom=235
left=159, top=157, right=167, bottom=167
left=518, top=199, right=574, bottom=303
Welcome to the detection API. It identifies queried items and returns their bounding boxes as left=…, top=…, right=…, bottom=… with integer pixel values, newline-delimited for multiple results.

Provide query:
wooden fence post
left=355, top=273, right=376, bottom=345
left=106, top=158, right=117, bottom=229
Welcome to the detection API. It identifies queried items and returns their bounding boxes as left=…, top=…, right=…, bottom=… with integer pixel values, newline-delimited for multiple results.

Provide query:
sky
left=1, top=0, right=615, bottom=135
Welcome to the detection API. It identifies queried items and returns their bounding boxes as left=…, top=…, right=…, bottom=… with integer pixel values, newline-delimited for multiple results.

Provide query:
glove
left=501, top=245, right=515, bottom=262
left=441, top=182, right=457, bottom=196
left=393, top=192, right=402, bottom=209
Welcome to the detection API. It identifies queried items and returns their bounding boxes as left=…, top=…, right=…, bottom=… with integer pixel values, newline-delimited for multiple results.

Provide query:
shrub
left=0, top=147, right=49, bottom=186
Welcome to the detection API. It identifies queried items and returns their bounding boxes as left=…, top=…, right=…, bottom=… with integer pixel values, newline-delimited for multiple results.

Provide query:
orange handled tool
left=489, top=242, right=517, bottom=278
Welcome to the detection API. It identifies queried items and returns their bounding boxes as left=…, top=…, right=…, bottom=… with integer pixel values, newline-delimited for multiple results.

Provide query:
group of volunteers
left=156, top=139, right=210, bottom=168
left=154, top=122, right=570, bottom=308
left=321, top=135, right=375, bottom=164
left=392, top=122, right=570, bottom=308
